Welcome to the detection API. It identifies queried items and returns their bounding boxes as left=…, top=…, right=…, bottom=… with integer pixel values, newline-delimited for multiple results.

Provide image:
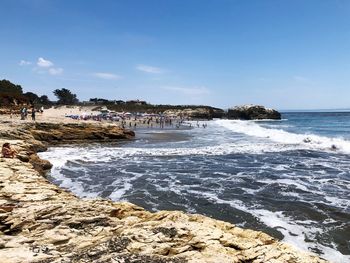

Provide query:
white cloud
left=37, top=57, right=54, bottom=68
left=19, top=60, right=31, bottom=66
left=136, top=64, right=163, bottom=74
left=93, top=72, right=122, bottom=80
left=31, top=57, right=64, bottom=76
left=162, top=86, right=210, bottom=96
left=48, top=67, right=63, bottom=75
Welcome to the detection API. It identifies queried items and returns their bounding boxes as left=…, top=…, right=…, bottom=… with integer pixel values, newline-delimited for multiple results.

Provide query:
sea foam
left=216, top=119, right=350, bottom=154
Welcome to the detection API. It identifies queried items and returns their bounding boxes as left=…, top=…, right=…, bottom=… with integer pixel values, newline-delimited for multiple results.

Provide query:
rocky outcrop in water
left=0, top=154, right=326, bottom=263
left=164, top=108, right=225, bottom=119
left=227, top=105, right=281, bottom=120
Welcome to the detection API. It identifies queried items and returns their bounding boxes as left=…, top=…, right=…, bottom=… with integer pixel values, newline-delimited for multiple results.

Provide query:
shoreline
left=0, top=119, right=328, bottom=262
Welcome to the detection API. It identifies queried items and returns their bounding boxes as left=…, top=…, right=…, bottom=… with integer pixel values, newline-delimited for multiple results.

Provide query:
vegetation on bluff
left=0, top=79, right=52, bottom=106
left=0, top=79, right=225, bottom=118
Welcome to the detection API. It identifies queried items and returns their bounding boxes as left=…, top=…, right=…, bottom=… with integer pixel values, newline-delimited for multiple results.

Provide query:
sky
left=1, top=0, right=350, bottom=110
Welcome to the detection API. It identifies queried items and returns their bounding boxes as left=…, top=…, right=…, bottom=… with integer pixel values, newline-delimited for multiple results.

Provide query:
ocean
left=39, top=112, right=350, bottom=262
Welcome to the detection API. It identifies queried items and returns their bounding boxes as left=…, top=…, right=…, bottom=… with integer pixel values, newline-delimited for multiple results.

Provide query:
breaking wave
left=216, top=119, right=350, bottom=154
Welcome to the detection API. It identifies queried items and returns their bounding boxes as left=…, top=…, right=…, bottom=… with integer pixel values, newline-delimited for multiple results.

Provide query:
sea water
left=39, top=112, right=350, bottom=262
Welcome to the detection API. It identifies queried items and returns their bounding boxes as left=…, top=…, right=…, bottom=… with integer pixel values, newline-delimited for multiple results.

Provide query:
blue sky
left=1, top=0, right=350, bottom=109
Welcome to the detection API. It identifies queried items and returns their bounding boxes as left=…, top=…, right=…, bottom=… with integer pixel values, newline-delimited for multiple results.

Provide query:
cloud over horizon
left=93, top=72, right=122, bottom=80
left=136, top=64, right=163, bottom=74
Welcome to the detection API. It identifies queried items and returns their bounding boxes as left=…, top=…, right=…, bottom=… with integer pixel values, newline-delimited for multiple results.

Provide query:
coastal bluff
left=0, top=121, right=326, bottom=263
left=227, top=105, right=281, bottom=120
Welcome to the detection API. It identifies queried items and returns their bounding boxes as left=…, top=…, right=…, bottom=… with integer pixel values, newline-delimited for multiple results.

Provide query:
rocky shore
left=0, top=121, right=134, bottom=174
left=0, top=120, right=327, bottom=263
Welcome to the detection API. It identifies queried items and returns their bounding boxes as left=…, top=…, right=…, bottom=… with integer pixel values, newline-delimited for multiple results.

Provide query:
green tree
left=0, top=79, right=23, bottom=95
left=53, top=88, right=79, bottom=104
left=38, top=95, right=51, bottom=105
left=23, top=92, right=39, bottom=104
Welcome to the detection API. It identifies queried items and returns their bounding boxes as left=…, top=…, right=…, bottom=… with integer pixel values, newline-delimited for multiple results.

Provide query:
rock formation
left=227, top=105, right=281, bottom=120
left=164, top=107, right=225, bottom=119
left=0, top=121, right=327, bottom=263
left=0, top=122, right=134, bottom=145
left=0, top=121, right=134, bottom=173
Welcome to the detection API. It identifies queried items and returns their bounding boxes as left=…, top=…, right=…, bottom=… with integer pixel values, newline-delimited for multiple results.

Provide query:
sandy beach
left=3, top=106, right=194, bottom=132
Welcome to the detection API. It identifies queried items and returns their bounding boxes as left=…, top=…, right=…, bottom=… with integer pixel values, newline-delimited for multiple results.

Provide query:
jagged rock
left=227, top=105, right=281, bottom=120
left=0, top=121, right=134, bottom=174
left=16, top=154, right=30, bottom=162
left=28, top=153, right=53, bottom=173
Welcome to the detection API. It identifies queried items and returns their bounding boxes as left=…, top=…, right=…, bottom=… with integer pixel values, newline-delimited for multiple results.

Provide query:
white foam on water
left=109, top=181, right=132, bottom=200
left=40, top=119, right=350, bottom=165
left=186, top=189, right=349, bottom=263
left=216, top=119, right=350, bottom=154
left=258, top=178, right=310, bottom=192
left=257, top=177, right=350, bottom=210
left=250, top=209, right=349, bottom=263
left=38, top=147, right=101, bottom=198
left=109, top=170, right=144, bottom=201
left=39, top=143, right=308, bottom=166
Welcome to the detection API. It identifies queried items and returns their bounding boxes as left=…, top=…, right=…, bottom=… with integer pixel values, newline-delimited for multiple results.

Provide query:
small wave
left=216, top=119, right=350, bottom=154
left=40, top=143, right=309, bottom=167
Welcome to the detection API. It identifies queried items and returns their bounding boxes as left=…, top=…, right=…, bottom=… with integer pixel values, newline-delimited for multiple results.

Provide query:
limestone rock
left=28, top=122, right=135, bottom=144
left=0, top=121, right=134, bottom=174
left=227, top=105, right=281, bottom=120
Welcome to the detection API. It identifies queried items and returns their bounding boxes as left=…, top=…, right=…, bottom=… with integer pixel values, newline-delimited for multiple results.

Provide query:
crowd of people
left=61, top=109, right=214, bottom=130
left=64, top=111, right=197, bottom=129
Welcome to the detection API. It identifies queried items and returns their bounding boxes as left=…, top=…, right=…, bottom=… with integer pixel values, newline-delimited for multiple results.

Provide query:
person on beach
left=20, top=107, right=25, bottom=120
left=2, top=143, right=18, bottom=158
left=31, top=107, right=36, bottom=121
left=24, top=107, right=28, bottom=119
